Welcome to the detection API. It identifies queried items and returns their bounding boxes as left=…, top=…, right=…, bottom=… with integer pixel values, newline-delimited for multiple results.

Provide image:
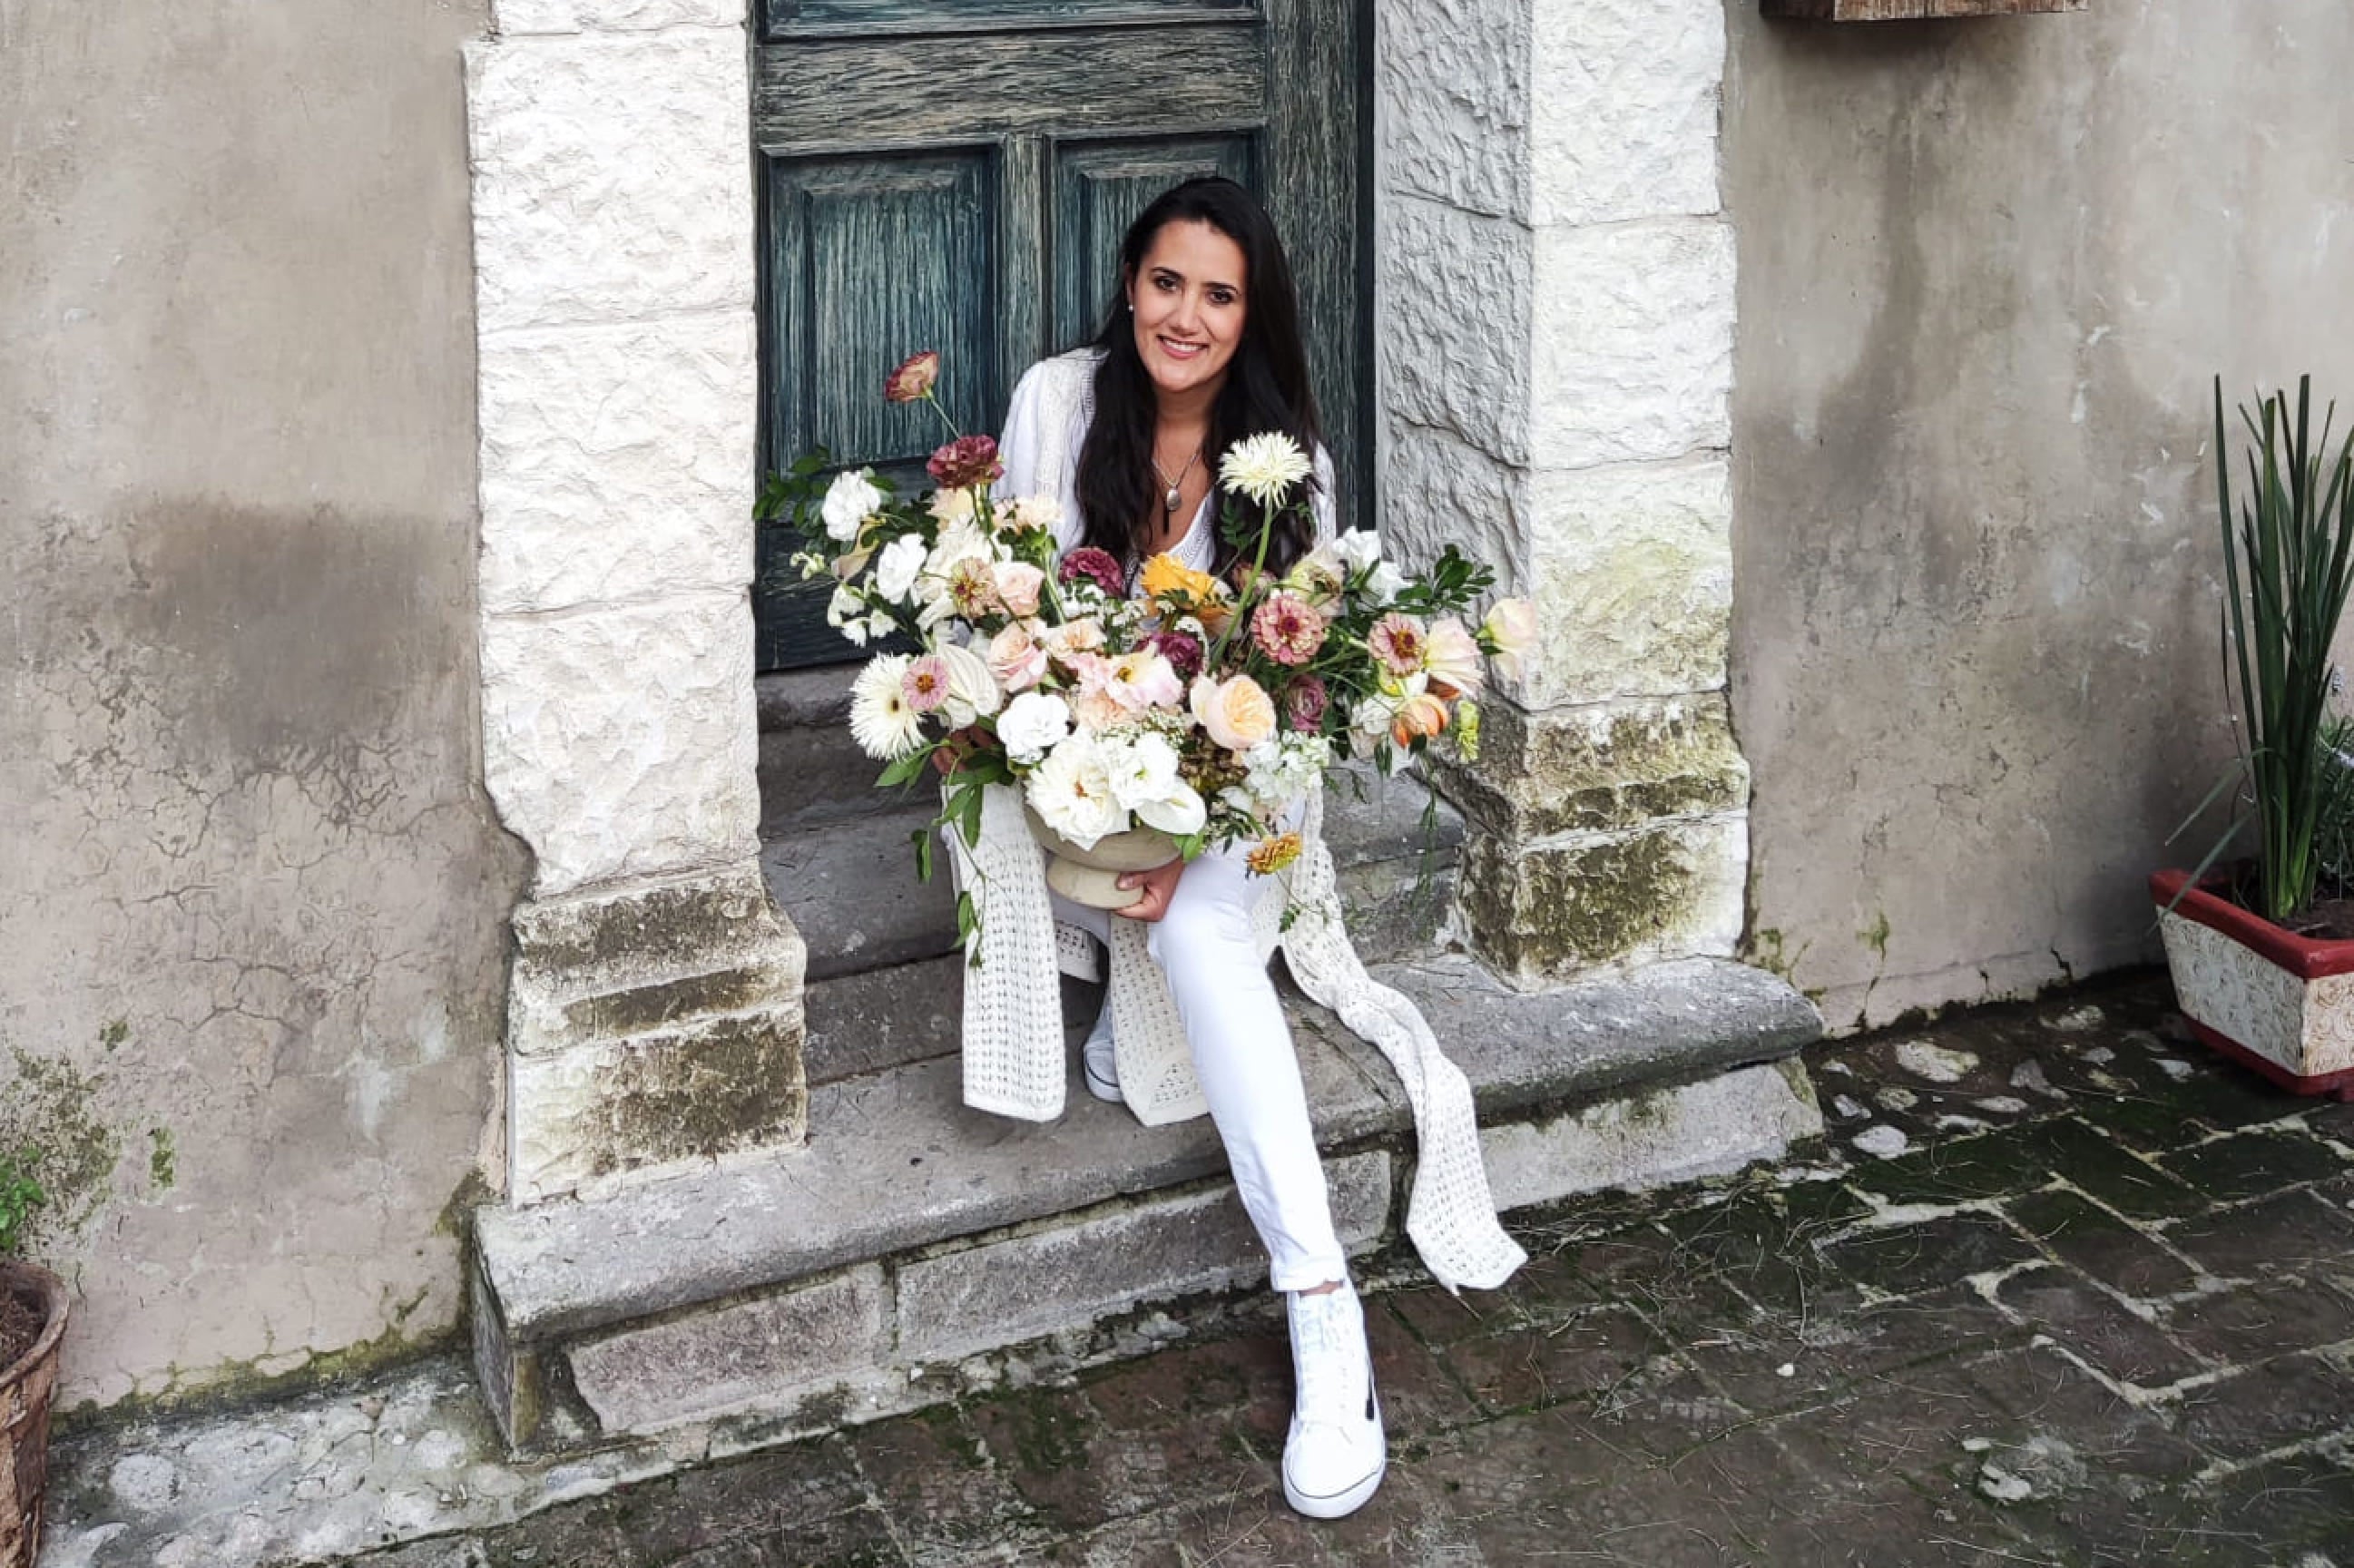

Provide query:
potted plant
left=2151, top=376, right=2354, bottom=1100
left=0, top=1148, right=64, bottom=1568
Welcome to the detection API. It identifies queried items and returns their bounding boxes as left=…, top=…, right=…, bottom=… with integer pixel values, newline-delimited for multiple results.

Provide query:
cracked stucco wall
left=0, top=0, right=526, bottom=1409
left=1725, top=0, right=2354, bottom=1032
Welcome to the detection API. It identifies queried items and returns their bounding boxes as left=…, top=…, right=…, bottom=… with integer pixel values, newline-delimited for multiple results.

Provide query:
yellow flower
left=1141, top=552, right=1219, bottom=608
left=1246, top=831, right=1303, bottom=877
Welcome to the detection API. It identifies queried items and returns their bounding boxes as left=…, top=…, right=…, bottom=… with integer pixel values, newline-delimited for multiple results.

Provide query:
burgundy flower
left=1057, top=546, right=1126, bottom=599
left=1283, top=673, right=1329, bottom=733
left=1143, top=630, right=1204, bottom=681
left=885, top=349, right=939, bottom=404
left=927, top=434, right=1004, bottom=490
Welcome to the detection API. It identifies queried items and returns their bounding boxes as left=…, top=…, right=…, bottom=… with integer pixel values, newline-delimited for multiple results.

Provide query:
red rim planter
left=2150, top=869, right=2354, bottom=1101
left=0, top=1260, right=66, bottom=1568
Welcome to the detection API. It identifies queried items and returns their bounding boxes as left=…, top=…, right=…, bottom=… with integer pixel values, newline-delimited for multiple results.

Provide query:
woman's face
left=1126, top=219, right=1249, bottom=406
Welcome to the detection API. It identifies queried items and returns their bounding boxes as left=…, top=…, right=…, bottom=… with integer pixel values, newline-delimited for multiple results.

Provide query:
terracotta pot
left=0, top=1260, right=67, bottom=1568
left=1024, top=809, right=1181, bottom=910
left=2149, top=868, right=2354, bottom=1100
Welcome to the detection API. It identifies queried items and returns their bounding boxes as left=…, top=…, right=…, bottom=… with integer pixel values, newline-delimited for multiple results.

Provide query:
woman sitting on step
left=995, top=175, right=1387, bottom=1521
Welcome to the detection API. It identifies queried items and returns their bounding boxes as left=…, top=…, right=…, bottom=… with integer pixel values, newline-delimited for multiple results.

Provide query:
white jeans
left=1053, top=842, right=1349, bottom=1294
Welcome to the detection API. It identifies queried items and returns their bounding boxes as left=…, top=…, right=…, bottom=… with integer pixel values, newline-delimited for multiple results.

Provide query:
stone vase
left=0, top=1260, right=67, bottom=1568
left=1024, top=809, right=1181, bottom=910
left=2149, top=869, right=2354, bottom=1100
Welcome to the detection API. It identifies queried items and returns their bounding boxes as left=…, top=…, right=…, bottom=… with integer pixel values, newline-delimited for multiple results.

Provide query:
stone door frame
left=462, top=0, right=1745, bottom=1208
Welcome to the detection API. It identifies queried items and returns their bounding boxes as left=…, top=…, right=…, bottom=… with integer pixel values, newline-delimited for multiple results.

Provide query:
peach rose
left=994, top=561, right=1045, bottom=618
left=1190, top=673, right=1278, bottom=753
left=986, top=622, right=1047, bottom=692
left=1389, top=691, right=1450, bottom=749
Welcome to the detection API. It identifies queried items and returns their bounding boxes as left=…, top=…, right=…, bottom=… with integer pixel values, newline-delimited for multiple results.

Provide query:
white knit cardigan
left=948, top=351, right=1526, bottom=1294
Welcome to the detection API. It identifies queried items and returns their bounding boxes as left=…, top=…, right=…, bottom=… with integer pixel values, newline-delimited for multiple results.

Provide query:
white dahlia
left=848, top=653, right=924, bottom=760
left=1218, top=432, right=1313, bottom=508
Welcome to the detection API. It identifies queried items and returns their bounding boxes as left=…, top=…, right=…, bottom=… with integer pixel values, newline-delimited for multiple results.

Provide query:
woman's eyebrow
left=1151, top=265, right=1241, bottom=292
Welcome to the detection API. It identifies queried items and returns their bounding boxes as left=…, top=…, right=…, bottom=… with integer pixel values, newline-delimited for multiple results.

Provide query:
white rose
left=821, top=469, right=883, bottom=543
left=873, top=534, right=927, bottom=603
left=997, top=691, right=1073, bottom=766
left=1026, top=734, right=1125, bottom=848
left=1365, top=560, right=1407, bottom=604
left=1334, top=529, right=1383, bottom=573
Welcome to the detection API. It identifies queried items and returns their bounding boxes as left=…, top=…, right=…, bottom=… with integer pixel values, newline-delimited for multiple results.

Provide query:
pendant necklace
left=1150, top=447, right=1202, bottom=519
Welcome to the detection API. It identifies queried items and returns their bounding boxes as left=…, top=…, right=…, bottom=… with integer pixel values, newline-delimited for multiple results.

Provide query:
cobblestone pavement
left=355, top=975, right=2354, bottom=1567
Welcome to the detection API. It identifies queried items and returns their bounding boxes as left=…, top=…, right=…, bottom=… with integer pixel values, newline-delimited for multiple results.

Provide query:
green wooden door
left=752, top=0, right=1370, bottom=671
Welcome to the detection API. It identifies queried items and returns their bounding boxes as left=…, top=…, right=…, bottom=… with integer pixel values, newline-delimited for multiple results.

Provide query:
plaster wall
left=1725, top=0, right=2354, bottom=1030
left=0, top=0, right=525, bottom=1408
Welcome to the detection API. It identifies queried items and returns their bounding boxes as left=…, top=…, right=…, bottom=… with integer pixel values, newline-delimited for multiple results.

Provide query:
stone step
left=757, top=666, right=893, bottom=836
left=765, top=761, right=1468, bottom=980
left=773, top=764, right=1470, bottom=1083
left=469, top=956, right=1824, bottom=1454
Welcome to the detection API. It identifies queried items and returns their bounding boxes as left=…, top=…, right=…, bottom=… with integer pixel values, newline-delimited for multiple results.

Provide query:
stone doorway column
left=466, top=0, right=806, bottom=1205
left=1377, top=0, right=1749, bottom=984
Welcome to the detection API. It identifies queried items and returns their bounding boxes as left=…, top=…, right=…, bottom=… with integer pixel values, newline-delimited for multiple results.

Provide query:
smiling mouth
left=1158, top=338, right=1208, bottom=359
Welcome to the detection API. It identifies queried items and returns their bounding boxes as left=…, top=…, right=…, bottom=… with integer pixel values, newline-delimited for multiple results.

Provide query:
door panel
left=769, top=153, right=1001, bottom=469
left=1052, top=136, right=1255, bottom=348
left=754, top=0, right=1367, bottom=671
left=766, top=0, right=1256, bottom=37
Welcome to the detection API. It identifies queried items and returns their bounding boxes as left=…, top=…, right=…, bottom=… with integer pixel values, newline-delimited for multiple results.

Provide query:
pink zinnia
left=1057, top=546, right=1125, bottom=598
left=928, top=435, right=1004, bottom=490
left=902, top=653, right=952, bottom=714
left=1283, top=674, right=1329, bottom=733
left=1251, top=591, right=1327, bottom=667
left=1368, top=612, right=1428, bottom=678
left=1143, top=630, right=1203, bottom=681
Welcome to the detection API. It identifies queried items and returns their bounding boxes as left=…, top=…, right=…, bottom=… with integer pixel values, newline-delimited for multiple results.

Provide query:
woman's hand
left=1115, top=857, right=1186, bottom=923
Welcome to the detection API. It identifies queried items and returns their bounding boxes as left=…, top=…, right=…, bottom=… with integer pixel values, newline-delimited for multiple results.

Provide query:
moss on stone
left=1460, top=829, right=1704, bottom=975
left=1859, top=910, right=1892, bottom=959
left=146, top=1126, right=174, bottom=1192
left=1439, top=696, right=1749, bottom=841
left=0, top=1044, right=125, bottom=1250
left=583, top=1014, right=809, bottom=1183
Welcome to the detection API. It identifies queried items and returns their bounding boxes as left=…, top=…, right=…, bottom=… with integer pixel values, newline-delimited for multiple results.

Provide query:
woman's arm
left=996, top=357, right=1087, bottom=554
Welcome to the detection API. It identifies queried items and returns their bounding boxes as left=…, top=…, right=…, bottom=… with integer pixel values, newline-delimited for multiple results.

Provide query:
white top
left=996, top=348, right=1338, bottom=577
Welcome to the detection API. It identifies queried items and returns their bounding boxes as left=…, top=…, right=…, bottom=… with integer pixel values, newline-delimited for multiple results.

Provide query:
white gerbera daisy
left=1219, top=432, right=1313, bottom=508
left=848, top=653, right=924, bottom=760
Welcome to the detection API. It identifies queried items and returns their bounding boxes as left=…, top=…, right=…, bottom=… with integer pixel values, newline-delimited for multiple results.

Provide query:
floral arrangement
left=764, top=350, right=1533, bottom=923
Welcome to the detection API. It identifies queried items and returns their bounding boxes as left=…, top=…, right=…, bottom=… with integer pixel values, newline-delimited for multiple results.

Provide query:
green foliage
left=2311, top=715, right=2354, bottom=899
left=0, top=1150, right=46, bottom=1258
left=2213, top=377, right=2354, bottom=923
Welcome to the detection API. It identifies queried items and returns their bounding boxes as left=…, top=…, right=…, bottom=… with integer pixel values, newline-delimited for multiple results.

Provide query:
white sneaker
left=1282, top=1282, right=1386, bottom=1519
left=1082, top=1004, right=1122, bottom=1103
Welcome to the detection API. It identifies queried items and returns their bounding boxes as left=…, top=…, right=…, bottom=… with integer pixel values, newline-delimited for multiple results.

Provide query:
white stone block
left=1531, top=0, right=1724, bottom=227
left=1377, top=0, right=1530, bottom=220
left=482, top=593, right=759, bottom=897
left=1380, top=193, right=1532, bottom=466
left=467, top=30, right=753, bottom=331
left=1484, top=1060, right=1821, bottom=1212
left=1378, top=419, right=1531, bottom=590
left=479, top=313, right=758, bottom=614
left=493, top=0, right=741, bottom=34
left=1533, top=218, right=1735, bottom=467
left=1524, top=458, right=1732, bottom=707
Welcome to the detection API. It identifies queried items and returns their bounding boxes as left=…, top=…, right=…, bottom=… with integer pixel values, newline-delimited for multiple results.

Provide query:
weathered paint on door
left=753, top=0, right=1369, bottom=670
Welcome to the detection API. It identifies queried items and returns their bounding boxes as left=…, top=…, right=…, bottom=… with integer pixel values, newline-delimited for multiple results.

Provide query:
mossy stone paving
left=340, top=975, right=2354, bottom=1567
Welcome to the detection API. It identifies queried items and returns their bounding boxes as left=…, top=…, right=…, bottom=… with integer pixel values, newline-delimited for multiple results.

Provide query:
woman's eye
left=1210, top=290, right=1236, bottom=307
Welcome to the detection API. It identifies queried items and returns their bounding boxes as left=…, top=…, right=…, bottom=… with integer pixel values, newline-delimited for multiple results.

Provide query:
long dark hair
left=1074, top=177, right=1324, bottom=580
